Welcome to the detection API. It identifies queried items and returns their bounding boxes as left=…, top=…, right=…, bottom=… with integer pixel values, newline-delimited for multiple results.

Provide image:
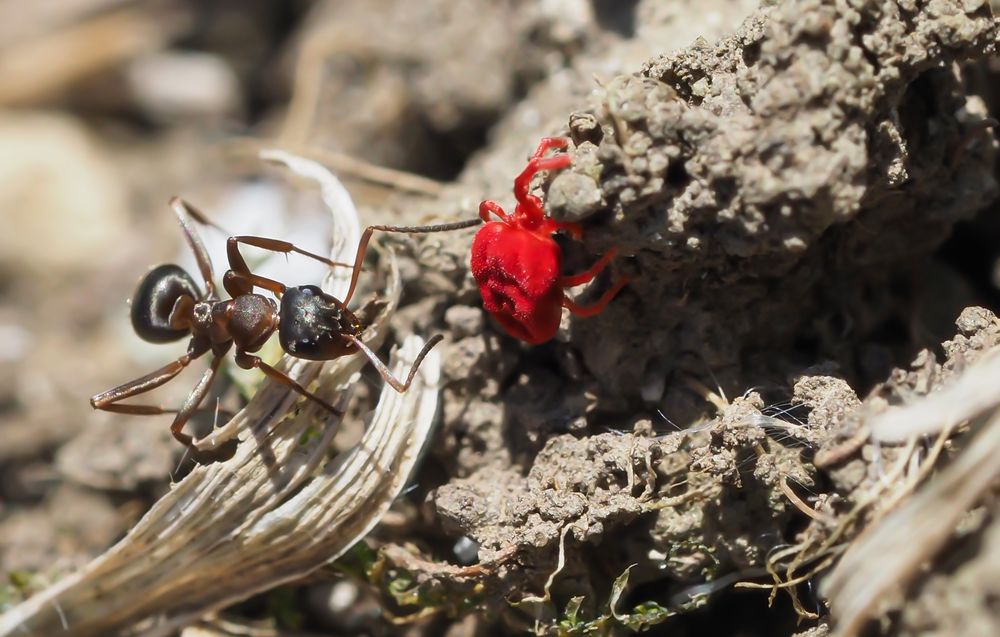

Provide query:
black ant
left=90, top=197, right=479, bottom=460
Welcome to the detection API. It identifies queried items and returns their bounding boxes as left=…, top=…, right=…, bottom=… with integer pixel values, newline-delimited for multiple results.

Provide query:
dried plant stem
left=223, top=138, right=444, bottom=197
left=871, top=347, right=1000, bottom=442
left=825, top=408, right=1000, bottom=637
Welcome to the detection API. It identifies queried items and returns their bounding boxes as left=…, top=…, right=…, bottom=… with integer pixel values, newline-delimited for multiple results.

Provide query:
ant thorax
left=219, top=294, right=279, bottom=353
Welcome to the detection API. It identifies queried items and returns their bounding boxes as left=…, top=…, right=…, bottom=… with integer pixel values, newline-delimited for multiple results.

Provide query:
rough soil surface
left=394, top=0, right=1000, bottom=634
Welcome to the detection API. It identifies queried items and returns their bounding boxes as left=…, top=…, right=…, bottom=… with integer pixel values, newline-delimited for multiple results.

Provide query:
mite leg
left=479, top=200, right=509, bottom=223
left=529, top=137, right=569, bottom=160
left=234, top=351, right=343, bottom=416
left=561, top=275, right=629, bottom=318
left=513, top=153, right=572, bottom=223
left=342, top=219, right=481, bottom=306
left=515, top=137, right=572, bottom=202
left=559, top=247, right=618, bottom=288
left=344, top=334, right=442, bottom=393
left=553, top=220, right=584, bottom=240
left=513, top=155, right=572, bottom=204
left=169, top=197, right=220, bottom=298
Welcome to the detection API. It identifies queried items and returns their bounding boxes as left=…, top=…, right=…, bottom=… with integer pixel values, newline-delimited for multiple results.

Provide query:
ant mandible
left=471, top=137, right=628, bottom=344
left=91, top=197, right=479, bottom=458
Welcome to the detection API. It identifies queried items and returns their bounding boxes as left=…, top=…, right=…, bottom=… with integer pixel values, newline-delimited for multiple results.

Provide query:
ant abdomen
left=131, top=264, right=201, bottom=343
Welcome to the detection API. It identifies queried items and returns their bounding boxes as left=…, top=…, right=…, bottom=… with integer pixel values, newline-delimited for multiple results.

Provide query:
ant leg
left=229, top=236, right=351, bottom=270
left=561, top=275, right=629, bottom=318
left=234, top=351, right=343, bottom=416
left=223, top=270, right=287, bottom=297
left=170, top=196, right=231, bottom=234
left=529, top=137, right=569, bottom=160
left=479, top=200, right=509, bottom=223
left=342, top=219, right=481, bottom=306
left=223, top=234, right=331, bottom=298
left=224, top=235, right=261, bottom=297
left=91, top=353, right=199, bottom=412
left=170, top=355, right=224, bottom=447
left=95, top=403, right=236, bottom=421
left=559, top=247, right=618, bottom=288
left=227, top=219, right=479, bottom=304
left=93, top=353, right=235, bottom=460
left=344, top=334, right=442, bottom=393
left=169, top=197, right=218, bottom=298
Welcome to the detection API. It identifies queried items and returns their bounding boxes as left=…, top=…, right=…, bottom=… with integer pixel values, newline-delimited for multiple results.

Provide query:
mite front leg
left=479, top=200, right=509, bottom=223
left=529, top=136, right=569, bottom=160
left=512, top=153, right=572, bottom=223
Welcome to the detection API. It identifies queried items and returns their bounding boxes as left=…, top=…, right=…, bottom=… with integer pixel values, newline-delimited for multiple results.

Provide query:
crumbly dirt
left=2, top=1, right=1000, bottom=636
left=405, top=0, right=1000, bottom=634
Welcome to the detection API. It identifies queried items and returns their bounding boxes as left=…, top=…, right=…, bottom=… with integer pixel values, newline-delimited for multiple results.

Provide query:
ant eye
left=131, top=264, right=201, bottom=343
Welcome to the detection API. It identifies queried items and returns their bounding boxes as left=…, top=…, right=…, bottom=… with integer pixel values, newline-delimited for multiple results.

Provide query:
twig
left=871, top=346, right=1000, bottom=442
left=825, top=408, right=1000, bottom=637
left=223, top=138, right=444, bottom=197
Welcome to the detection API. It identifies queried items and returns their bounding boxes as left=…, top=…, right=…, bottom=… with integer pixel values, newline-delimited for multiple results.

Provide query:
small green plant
left=548, top=566, right=709, bottom=636
left=1, top=571, right=38, bottom=614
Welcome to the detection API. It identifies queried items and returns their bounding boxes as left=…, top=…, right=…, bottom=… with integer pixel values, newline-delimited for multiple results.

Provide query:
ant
left=91, top=197, right=479, bottom=460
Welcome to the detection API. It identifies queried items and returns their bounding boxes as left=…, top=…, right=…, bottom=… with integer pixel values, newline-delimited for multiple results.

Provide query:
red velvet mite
left=470, top=137, right=628, bottom=344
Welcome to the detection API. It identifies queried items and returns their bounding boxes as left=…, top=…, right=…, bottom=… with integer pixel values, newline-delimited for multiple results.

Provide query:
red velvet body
left=470, top=221, right=563, bottom=344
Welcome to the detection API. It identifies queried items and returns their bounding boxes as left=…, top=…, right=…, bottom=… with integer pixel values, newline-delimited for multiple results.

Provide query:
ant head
left=278, top=285, right=360, bottom=361
left=131, top=264, right=201, bottom=343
